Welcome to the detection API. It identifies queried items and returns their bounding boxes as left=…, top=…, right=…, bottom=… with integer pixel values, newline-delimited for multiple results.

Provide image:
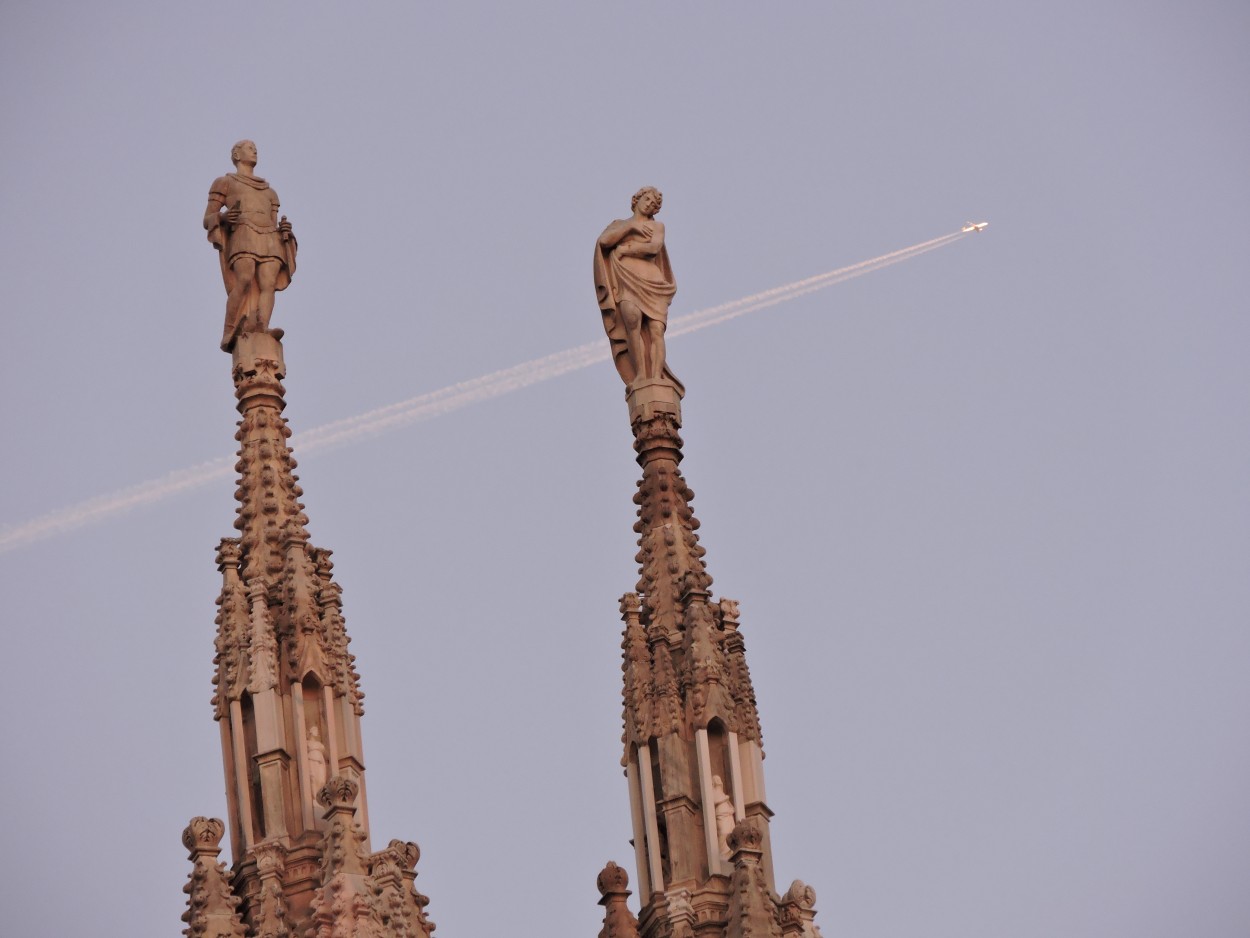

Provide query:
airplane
left=961, top=221, right=989, bottom=233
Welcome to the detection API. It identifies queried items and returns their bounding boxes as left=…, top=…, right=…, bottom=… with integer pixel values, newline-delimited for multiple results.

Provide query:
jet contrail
left=0, top=230, right=971, bottom=553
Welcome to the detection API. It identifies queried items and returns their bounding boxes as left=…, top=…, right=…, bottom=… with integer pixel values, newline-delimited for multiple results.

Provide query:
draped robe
left=594, top=217, right=682, bottom=389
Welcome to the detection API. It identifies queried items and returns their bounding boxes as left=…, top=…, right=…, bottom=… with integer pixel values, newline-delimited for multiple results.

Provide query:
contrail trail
left=0, top=230, right=970, bottom=553
left=668, top=232, right=962, bottom=339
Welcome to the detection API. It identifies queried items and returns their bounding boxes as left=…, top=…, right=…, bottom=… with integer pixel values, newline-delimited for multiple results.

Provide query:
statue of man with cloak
left=594, top=187, right=682, bottom=391
left=203, top=140, right=297, bottom=351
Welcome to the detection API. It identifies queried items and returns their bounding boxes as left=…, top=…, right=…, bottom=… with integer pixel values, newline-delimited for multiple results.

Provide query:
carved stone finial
left=597, top=860, right=631, bottom=897
left=619, top=592, right=642, bottom=619
left=386, top=838, right=422, bottom=870
left=282, top=516, right=310, bottom=548
left=317, top=774, right=360, bottom=809
left=182, top=816, right=226, bottom=855
left=779, top=880, right=823, bottom=938
left=216, top=538, right=242, bottom=569
left=597, top=861, right=640, bottom=938
left=204, top=140, right=298, bottom=352
left=727, top=818, right=765, bottom=856
left=782, top=880, right=817, bottom=910
left=594, top=187, right=683, bottom=393
left=680, top=569, right=709, bottom=601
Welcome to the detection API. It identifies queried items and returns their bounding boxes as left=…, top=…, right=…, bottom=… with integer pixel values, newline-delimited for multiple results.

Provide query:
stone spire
left=185, top=329, right=436, bottom=938
left=596, top=374, right=824, bottom=935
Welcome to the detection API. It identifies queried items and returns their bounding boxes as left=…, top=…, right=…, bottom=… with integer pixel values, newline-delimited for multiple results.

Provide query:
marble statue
left=595, top=187, right=681, bottom=389
left=712, top=775, right=735, bottom=860
left=306, top=725, right=329, bottom=794
left=204, top=140, right=298, bottom=352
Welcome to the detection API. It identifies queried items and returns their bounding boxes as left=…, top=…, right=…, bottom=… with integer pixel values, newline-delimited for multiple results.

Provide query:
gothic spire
left=187, top=143, right=437, bottom=937
left=593, top=190, right=822, bottom=938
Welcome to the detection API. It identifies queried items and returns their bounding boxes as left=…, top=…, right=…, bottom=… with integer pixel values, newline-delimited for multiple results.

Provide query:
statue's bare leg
left=612, top=348, right=635, bottom=385
left=620, top=299, right=645, bottom=384
left=647, top=320, right=666, bottom=380
left=224, top=257, right=258, bottom=349
left=255, top=261, right=280, bottom=333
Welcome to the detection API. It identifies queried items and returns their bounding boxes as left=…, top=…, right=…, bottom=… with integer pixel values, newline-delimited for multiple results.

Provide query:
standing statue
left=711, top=775, right=736, bottom=860
left=594, top=187, right=682, bottom=390
left=306, top=725, right=329, bottom=795
left=203, top=140, right=297, bottom=352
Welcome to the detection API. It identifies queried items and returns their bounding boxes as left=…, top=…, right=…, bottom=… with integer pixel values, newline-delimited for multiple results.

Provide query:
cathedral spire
left=593, top=191, right=822, bottom=938
left=186, top=143, right=435, bottom=938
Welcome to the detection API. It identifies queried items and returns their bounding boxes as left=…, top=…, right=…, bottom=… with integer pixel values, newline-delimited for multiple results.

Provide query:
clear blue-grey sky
left=1, top=3, right=1247, bottom=936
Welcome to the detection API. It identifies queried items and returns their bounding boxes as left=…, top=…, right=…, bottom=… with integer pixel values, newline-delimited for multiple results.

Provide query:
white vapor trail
left=0, top=230, right=968, bottom=553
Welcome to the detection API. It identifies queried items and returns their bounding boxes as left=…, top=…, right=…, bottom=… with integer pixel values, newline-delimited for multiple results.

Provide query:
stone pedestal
left=231, top=330, right=286, bottom=380
left=627, top=377, right=683, bottom=425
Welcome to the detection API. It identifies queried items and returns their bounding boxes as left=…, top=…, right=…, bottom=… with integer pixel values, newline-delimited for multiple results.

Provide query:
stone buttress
left=182, top=332, right=436, bottom=938
left=594, top=380, right=823, bottom=938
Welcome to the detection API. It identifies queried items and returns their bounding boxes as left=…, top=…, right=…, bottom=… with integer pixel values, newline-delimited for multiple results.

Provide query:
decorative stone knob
left=597, top=860, right=631, bottom=897
left=182, top=816, right=225, bottom=854
left=316, top=774, right=360, bottom=808
left=782, top=879, right=817, bottom=909
left=387, top=839, right=422, bottom=870
left=727, top=817, right=764, bottom=856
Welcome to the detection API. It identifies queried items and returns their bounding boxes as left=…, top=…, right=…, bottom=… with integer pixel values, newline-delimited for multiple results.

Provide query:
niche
left=707, top=719, right=735, bottom=807
left=648, top=738, right=671, bottom=886
left=240, top=692, right=265, bottom=841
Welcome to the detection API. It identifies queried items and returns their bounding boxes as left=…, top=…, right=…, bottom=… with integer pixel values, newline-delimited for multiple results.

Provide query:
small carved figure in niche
left=711, top=775, right=736, bottom=860
left=203, top=140, right=298, bottom=352
left=306, top=725, right=329, bottom=794
left=594, top=187, right=682, bottom=390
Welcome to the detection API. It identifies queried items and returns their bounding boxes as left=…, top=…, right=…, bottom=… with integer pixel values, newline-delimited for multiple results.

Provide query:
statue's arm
left=638, top=219, right=664, bottom=256
left=203, top=176, right=230, bottom=233
left=618, top=220, right=665, bottom=259
left=597, top=218, right=632, bottom=250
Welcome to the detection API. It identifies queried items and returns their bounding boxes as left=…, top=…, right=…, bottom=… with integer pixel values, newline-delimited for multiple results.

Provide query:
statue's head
left=231, top=139, right=258, bottom=167
left=631, top=186, right=663, bottom=216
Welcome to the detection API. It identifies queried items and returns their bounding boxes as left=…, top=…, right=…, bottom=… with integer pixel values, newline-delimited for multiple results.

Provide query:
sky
left=1, top=3, right=1247, bottom=936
